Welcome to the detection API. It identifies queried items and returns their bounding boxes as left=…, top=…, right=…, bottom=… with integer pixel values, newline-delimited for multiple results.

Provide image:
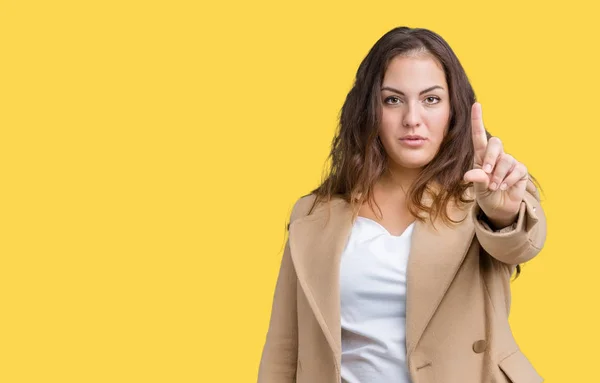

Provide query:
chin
left=393, top=156, right=433, bottom=170
left=403, top=163, right=428, bottom=170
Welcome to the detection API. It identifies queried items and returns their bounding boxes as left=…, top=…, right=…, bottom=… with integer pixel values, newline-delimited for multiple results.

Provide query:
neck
left=378, top=164, right=423, bottom=194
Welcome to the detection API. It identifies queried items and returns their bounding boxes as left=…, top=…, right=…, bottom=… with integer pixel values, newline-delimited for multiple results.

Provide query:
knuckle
left=499, top=155, right=512, bottom=169
left=485, top=149, right=499, bottom=160
left=492, top=170, right=504, bottom=178
left=489, top=136, right=503, bottom=147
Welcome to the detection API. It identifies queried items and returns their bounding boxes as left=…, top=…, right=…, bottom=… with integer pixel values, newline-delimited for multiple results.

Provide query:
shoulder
left=284, top=194, right=317, bottom=232
left=287, top=193, right=347, bottom=229
left=290, top=194, right=318, bottom=222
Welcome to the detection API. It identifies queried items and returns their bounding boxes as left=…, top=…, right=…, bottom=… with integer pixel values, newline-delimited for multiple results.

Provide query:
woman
left=257, top=26, right=547, bottom=383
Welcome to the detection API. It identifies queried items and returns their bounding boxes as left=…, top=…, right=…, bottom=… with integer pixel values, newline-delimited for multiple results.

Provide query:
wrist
left=485, top=212, right=518, bottom=231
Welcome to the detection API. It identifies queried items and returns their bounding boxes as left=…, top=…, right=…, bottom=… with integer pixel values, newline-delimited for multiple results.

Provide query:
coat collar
left=288, top=188, right=476, bottom=369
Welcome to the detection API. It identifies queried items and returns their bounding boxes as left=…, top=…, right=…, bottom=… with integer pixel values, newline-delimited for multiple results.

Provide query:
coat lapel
left=404, top=197, right=475, bottom=356
left=288, top=199, right=354, bottom=362
left=289, top=190, right=476, bottom=369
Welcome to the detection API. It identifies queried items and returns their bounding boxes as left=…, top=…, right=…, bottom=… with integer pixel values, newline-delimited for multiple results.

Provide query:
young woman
left=257, top=26, right=547, bottom=383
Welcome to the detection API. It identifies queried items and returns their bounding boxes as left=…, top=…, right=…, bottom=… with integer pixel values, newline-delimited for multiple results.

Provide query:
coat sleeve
left=257, top=196, right=311, bottom=382
left=471, top=179, right=547, bottom=266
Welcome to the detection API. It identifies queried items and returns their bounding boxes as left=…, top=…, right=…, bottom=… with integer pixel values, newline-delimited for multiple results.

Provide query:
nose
left=402, top=102, right=422, bottom=128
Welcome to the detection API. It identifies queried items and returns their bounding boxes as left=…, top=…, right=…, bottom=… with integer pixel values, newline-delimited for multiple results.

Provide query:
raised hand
left=463, top=103, right=529, bottom=228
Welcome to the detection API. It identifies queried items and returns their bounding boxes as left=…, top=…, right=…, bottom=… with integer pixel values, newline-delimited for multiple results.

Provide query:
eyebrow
left=380, top=85, right=445, bottom=95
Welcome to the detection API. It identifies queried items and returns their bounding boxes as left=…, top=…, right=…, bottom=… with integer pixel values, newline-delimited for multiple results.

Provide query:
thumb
left=464, top=168, right=490, bottom=189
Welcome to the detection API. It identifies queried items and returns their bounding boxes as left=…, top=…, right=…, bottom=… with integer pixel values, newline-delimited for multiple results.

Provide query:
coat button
left=472, top=340, right=487, bottom=353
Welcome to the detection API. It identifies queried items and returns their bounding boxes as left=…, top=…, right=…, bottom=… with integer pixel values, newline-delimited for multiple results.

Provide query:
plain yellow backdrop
left=1, top=0, right=598, bottom=381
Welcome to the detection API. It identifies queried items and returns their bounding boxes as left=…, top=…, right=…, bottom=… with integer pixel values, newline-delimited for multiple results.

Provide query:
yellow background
left=1, top=0, right=597, bottom=381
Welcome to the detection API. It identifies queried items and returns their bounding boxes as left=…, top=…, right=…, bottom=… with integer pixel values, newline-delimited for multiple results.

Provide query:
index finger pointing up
left=471, top=102, right=488, bottom=160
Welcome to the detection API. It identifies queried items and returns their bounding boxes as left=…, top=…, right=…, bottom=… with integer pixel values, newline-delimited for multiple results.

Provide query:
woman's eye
left=425, top=96, right=441, bottom=104
left=385, top=96, right=400, bottom=104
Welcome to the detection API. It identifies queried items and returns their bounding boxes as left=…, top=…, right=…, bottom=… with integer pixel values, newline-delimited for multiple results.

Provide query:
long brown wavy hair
left=300, top=27, right=541, bottom=279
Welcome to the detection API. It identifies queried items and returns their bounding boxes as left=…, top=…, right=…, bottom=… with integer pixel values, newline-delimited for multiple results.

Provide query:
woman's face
left=378, top=54, right=451, bottom=171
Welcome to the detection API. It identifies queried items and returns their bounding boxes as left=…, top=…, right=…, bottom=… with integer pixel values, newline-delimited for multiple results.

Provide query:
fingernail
left=490, top=182, right=497, bottom=190
left=500, top=183, right=507, bottom=190
left=484, top=164, right=492, bottom=173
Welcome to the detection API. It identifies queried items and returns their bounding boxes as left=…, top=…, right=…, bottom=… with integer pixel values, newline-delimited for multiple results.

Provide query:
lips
left=399, top=136, right=427, bottom=147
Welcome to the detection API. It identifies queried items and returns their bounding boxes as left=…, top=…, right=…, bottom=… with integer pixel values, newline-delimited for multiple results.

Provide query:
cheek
left=378, top=117, right=397, bottom=139
left=427, top=113, right=450, bottom=141
left=380, top=113, right=396, bottom=131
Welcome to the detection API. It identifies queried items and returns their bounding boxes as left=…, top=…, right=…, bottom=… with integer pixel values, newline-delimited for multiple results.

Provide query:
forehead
left=382, top=55, right=447, bottom=89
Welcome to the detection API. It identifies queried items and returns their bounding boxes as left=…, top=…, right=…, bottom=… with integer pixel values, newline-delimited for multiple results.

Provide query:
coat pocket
left=498, top=350, right=543, bottom=383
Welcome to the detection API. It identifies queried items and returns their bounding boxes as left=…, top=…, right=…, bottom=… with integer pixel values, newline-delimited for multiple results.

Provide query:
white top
left=339, top=216, right=415, bottom=383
